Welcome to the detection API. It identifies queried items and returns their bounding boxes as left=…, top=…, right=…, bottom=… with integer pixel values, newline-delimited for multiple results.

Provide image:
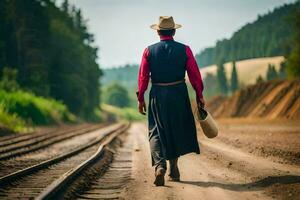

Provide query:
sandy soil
left=121, top=121, right=300, bottom=200
left=206, top=79, right=300, bottom=120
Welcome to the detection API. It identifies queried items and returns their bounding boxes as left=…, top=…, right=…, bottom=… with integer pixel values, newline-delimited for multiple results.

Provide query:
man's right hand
left=138, top=101, right=146, bottom=115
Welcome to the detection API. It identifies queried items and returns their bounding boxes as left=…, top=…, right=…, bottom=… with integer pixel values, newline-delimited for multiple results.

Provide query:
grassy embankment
left=0, top=90, right=76, bottom=133
left=101, top=104, right=145, bottom=122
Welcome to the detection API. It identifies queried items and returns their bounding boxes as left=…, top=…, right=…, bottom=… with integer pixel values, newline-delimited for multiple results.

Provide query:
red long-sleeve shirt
left=137, top=36, right=204, bottom=102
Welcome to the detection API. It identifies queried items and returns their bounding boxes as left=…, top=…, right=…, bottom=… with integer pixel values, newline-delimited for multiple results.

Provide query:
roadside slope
left=207, top=79, right=300, bottom=120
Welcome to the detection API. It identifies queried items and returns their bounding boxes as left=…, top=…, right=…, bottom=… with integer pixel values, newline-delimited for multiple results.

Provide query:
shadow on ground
left=180, top=175, right=300, bottom=191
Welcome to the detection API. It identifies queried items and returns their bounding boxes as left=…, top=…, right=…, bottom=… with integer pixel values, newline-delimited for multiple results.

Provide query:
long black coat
left=147, top=39, right=200, bottom=161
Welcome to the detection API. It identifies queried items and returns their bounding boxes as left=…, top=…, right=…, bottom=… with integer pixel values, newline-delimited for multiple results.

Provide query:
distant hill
left=195, top=2, right=299, bottom=67
left=198, top=56, right=284, bottom=85
left=102, top=56, right=285, bottom=94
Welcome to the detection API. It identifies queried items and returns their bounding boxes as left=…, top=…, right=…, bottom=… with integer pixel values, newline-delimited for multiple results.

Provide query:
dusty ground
left=121, top=120, right=300, bottom=200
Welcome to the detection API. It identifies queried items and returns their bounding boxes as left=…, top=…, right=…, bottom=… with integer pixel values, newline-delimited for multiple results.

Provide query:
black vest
left=148, top=40, right=187, bottom=83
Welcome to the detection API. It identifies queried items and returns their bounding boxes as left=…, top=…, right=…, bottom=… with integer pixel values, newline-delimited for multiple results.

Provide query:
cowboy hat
left=150, top=16, right=182, bottom=30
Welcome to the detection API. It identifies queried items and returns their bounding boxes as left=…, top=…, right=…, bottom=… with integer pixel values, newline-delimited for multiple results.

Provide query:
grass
left=0, top=90, right=77, bottom=128
left=0, top=103, right=27, bottom=132
left=101, top=104, right=146, bottom=122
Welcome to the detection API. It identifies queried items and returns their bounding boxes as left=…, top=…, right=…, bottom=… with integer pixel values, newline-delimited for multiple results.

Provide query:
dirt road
left=120, top=121, right=300, bottom=200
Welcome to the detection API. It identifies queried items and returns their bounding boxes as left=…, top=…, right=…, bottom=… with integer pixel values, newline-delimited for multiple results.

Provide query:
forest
left=0, top=0, right=101, bottom=119
left=195, top=1, right=300, bottom=67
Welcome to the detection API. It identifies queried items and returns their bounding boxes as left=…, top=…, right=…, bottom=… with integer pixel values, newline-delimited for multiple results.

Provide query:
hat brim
left=150, top=24, right=182, bottom=30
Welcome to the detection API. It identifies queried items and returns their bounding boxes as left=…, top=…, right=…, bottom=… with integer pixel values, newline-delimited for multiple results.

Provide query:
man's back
left=148, top=39, right=186, bottom=83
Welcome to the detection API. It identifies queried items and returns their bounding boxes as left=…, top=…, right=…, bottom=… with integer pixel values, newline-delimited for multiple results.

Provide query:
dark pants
left=149, top=123, right=167, bottom=170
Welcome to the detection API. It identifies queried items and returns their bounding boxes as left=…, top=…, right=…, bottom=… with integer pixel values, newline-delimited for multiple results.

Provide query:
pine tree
left=203, top=73, right=219, bottom=98
left=279, top=61, right=287, bottom=79
left=217, top=59, right=228, bottom=95
left=266, top=64, right=278, bottom=80
left=230, top=61, right=239, bottom=93
left=256, top=75, right=264, bottom=84
left=266, top=64, right=272, bottom=80
left=62, top=0, right=69, bottom=14
left=0, top=0, right=6, bottom=68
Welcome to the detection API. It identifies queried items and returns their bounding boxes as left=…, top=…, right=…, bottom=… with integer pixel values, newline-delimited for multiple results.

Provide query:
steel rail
left=0, top=123, right=127, bottom=186
left=36, top=123, right=130, bottom=200
left=0, top=124, right=108, bottom=160
left=0, top=124, right=90, bottom=148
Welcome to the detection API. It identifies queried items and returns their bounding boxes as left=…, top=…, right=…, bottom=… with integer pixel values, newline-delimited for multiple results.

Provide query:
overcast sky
left=57, top=0, right=295, bottom=68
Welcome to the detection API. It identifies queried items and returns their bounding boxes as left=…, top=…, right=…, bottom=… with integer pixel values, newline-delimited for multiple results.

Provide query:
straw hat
left=150, top=16, right=182, bottom=30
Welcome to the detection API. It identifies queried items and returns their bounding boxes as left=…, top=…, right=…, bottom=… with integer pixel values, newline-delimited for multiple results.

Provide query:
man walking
left=137, top=16, right=205, bottom=186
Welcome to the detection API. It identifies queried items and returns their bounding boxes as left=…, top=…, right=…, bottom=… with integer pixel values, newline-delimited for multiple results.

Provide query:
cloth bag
left=196, top=106, right=218, bottom=138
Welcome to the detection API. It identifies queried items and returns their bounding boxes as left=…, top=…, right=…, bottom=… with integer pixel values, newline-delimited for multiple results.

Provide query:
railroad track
left=0, top=123, right=109, bottom=178
left=0, top=123, right=129, bottom=199
left=71, top=128, right=134, bottom=200
left=0, top=123, right=108, bottom=161
left=0, top=124, right=86, bottom=147
left=0, top=125, right=87, bottom=150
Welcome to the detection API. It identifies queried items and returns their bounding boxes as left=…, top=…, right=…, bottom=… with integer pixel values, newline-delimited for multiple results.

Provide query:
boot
left=168, top=158, right=180, bottom=181
left=154, top=167, right=166, bottom=186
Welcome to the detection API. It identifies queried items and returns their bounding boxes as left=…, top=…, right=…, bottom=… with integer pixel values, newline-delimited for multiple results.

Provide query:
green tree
left=203, top=73, right=219, bottom=98
left=0, top=0, right=6, bottom=68
left=104, top=83, right=130, bottom=108
left=0, top=67, right=19, bottom=92
left=62, top=0, right=69, bottom=14
left=217, top=59, right=228, bottom=95
left=48, top=2, right=102, bottom=117
left=279, top=61, right=287, bottom=79
left=256, top=75, right=264, bottom=84
left=230, top=61, right=239, bottom=93
left=266, top=64, right=278, bottom=80
left=286, top=7, right=300, bottom=78
left=4, top=0, right=50, bottom=96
